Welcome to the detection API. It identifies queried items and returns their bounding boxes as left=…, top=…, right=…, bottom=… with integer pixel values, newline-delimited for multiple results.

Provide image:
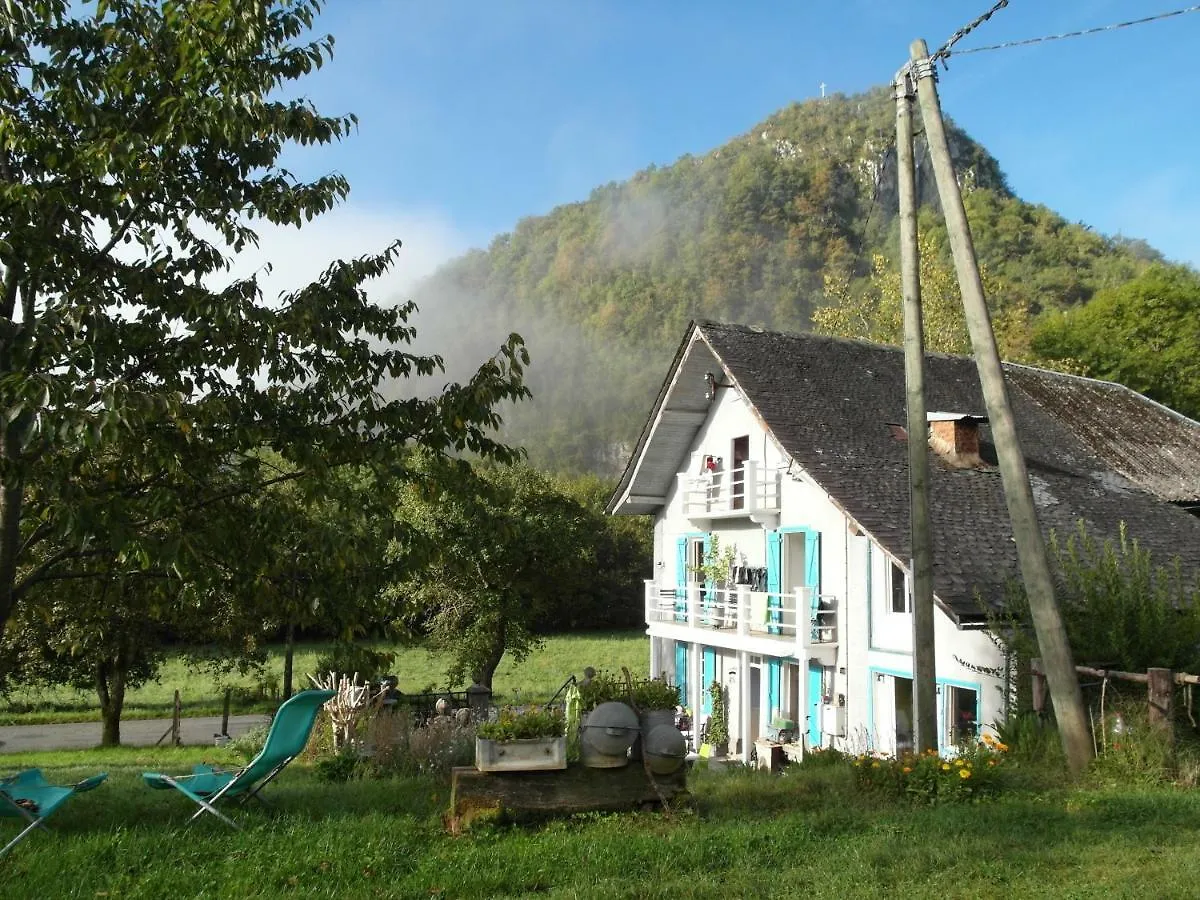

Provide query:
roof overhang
left=608, top=324, right=722, bottom=515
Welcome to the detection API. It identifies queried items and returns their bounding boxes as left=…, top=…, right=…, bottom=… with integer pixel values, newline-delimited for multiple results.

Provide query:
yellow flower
left=988, top=760, right=996, bottom=767
left=902, top=766, right=912, bottom=773
left=941, top=763, right=950, bottom=771
left=959, top=769, right=971, bottom=779
left=872, top=761, right=880, bottom=768
left=954, top=759, right=965, bottom=767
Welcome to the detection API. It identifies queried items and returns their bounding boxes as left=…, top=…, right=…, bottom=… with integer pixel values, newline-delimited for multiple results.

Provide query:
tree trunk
left=95, top=659, right=127, bottom=747
left=0, top=475, right=25, bottom=641
left=472, top=617, right=507, bottom=690
left=283, top=621, right=296, bottom=700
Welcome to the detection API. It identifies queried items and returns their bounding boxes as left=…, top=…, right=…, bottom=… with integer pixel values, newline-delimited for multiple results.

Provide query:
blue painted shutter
left=701, top=648, right=716, bottom=715
left=766, top=530, right=782, bottom=635
left=675, top=537, right=688, bottom=622
left=805, top=531, right=822, bottom=641
left=675, top=642, right=688, bottom=705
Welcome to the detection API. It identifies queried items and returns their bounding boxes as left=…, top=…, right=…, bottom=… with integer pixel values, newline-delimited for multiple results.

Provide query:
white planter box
left=475, top=736, right=567, bottom=773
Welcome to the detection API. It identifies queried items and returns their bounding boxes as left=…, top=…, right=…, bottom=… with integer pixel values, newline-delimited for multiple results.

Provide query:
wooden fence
left=1032, top=658, right=1200, bottom=743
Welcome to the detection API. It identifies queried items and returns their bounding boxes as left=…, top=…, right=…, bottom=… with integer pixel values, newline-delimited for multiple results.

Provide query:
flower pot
left=630, top=709, right=675, bottom=761
left=475, top=736, right=567, bottom=773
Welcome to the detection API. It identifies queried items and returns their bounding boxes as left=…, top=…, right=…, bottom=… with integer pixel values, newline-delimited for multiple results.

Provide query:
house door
left=731, top=435, right=749, bottom=509
left=806, top=661, right=824, bottom=750
left=872, top=673, right=915, bottom=756
left=894, top=676, right=914, bottom=755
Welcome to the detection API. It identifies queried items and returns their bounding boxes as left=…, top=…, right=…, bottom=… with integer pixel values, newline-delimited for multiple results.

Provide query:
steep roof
left=611, top=321, right=1200, bottom=623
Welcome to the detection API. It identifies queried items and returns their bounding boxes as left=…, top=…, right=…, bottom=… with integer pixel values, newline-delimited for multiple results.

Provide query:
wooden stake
left=172, top=689, right=181, bottom=747
left=896, top=67, right=937, bottom=754
left=1148, top=668, right=1174, bottom=737
left=909, top=38, right=1092, bottom=777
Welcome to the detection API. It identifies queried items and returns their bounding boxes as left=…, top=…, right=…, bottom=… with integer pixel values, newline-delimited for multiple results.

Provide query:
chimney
left=927, top=413, right=986, bottom=468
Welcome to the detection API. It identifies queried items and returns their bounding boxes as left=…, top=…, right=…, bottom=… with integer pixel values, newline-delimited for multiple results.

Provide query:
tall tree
left=1032, top=264, right=1200, bottom=420
left=813, top=235, right=1035, bottom=361
left=390, top=458, right=598, bottom=690
left=0, top=1, right=528, bottom=640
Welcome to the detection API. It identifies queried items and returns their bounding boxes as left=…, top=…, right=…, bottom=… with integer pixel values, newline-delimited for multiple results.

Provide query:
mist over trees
left=408, top=89, right=1164, bottom=474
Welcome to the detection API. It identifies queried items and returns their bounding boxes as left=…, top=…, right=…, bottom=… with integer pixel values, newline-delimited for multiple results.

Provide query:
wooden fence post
left=1031, top=658, right=1047, bottom=716
left=1148, top=668, right=1174, bottom=738
left=172, top=689, right=182, bottom=747
left=221, top=688, right=231, bottom=738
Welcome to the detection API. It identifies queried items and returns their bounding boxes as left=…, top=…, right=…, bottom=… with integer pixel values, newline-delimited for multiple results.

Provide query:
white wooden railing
left=678, top=462, right=783, bottom=518
left=644, top=581, right=837, bottom=652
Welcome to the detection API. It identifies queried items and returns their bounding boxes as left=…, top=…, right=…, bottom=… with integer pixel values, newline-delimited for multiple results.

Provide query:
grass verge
left=3, top=747, right=1200, bottom=898
left=0, top=631, right=649, bottom=726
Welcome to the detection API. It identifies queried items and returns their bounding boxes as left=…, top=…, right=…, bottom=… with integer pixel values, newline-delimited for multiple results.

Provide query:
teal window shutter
left=766, top=530, right=782, bottom=634
left=675, top=537, right=688, bottom=622
left=805, top=531, right=822, bottom=640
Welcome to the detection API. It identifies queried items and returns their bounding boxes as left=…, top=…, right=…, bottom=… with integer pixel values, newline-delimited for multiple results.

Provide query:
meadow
left=3, top=744, right=1200, bottom=898
left=0, top=631, right=649, bottom=726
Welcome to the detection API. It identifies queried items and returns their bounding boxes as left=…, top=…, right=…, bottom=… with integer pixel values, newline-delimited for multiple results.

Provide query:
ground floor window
left=945, top=685, right=978, bottom=747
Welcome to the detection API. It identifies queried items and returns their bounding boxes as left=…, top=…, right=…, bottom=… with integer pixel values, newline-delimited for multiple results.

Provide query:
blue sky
left=250, top=1, right=1200, bottom=300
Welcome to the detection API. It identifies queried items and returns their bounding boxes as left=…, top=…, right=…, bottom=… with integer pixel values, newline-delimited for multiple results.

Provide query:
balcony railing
left=644, top=581, right=837, bottom=656
left=678, top=462, right=783, bottom=520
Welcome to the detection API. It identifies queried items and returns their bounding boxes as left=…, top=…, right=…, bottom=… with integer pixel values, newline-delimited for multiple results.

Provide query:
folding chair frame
left=0, top=790, right=50, bottom=859
left=158, top=755, right=297, bottom=830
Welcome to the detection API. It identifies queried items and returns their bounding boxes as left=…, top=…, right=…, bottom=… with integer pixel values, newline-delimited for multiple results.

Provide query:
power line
left=944, top=4, right=1200, bottom=59
left=931, top=0, right=1010, bottom=64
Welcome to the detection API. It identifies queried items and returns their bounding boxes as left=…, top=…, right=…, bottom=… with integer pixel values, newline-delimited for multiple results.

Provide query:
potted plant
left=577, top=670, right=620, bottom=713
left=701, top=681, right=729, bottom=758
left=629, top=677, right=682, bottom=760
left=475, top=706, right=567, bottom=772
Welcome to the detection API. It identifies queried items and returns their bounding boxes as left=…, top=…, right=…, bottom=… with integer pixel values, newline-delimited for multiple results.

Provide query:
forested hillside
left=408, top=86, right=1160, bottom=474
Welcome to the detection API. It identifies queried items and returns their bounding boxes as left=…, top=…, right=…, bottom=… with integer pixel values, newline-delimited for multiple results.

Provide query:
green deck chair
left=1, top=769, right=108, bottom=858
left=142, top=688, right=334, bottom=829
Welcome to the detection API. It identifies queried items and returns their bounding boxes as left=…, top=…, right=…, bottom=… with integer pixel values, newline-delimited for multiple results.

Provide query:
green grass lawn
left=3, top=746, right=1200, bottom=898
left=0, top=631, right=650, bottom=725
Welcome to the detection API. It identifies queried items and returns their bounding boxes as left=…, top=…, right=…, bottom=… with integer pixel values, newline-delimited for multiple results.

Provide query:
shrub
left=227, top=724, right=269, bottom=761
left=851, top=744, right=1007, bottom=804
left=995, top=522, right=1200, bottom=673
left=705, top=681, right=729, bottom=748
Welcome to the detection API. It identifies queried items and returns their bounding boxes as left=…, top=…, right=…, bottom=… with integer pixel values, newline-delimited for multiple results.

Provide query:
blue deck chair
left=142, top=688, right=334, bottom=829
left=1, top=769, right=108, bottom=858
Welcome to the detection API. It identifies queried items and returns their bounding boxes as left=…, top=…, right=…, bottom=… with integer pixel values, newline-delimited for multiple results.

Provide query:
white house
left=608, top=321, right=1200, bottom=761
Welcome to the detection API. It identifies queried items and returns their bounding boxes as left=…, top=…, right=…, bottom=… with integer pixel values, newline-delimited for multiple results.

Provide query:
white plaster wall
left=657, top=383, right=777, bottom=588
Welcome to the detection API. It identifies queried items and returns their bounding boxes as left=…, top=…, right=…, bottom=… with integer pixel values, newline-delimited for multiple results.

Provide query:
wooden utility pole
left=909, top=38, right=1092, bottom=776
left=895, top=67, right=937, bottom=754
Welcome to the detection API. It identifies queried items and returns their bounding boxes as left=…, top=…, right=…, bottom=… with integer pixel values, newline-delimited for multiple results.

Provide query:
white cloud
left=214, top=205, right=469, bottom=307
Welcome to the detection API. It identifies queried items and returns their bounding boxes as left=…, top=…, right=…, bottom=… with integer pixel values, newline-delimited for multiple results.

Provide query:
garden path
left=0, top=714, right=269, bottom=753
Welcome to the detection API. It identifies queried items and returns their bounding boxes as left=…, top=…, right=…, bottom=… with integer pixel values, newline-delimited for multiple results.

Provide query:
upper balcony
left=677, top=461, right=783, bottom=528
left=644, top=581, right=838, bottom=666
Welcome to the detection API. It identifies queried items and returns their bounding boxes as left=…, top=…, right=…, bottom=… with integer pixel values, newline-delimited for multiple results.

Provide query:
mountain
left=407, top=86, right=1159, bottom=474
